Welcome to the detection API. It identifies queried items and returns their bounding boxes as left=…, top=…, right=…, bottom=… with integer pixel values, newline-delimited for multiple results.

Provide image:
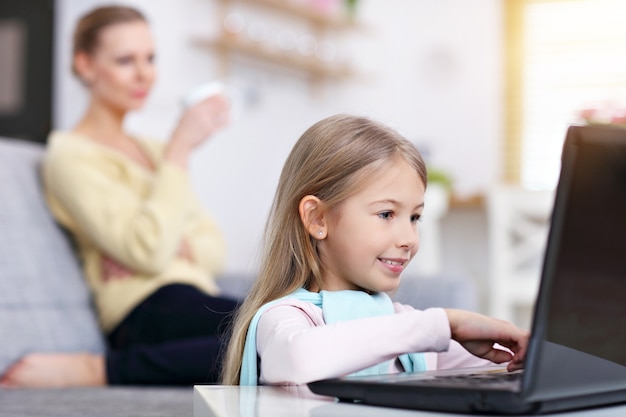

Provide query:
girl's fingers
left=485, top=349, right=514, bottom=364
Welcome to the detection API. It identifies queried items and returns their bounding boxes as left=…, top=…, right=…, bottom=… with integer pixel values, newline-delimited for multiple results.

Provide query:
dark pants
left=106, top=284, right=240, bottom=385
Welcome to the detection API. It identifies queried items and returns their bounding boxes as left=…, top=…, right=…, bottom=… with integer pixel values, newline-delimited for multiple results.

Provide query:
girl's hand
left=445, top=309, right=530, bottom=371
left=165, top=94, right=231, bottom=168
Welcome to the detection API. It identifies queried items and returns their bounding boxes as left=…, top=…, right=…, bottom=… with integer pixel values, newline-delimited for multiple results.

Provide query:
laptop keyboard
left=429, top=370, right=522, bottom=385
left=391, top=369, right=523, bottom=391
left=440, top=370, right=521, bottom=381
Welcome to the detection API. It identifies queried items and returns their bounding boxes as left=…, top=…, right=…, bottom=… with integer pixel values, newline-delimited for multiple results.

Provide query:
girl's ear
left=299, top=195, right=327, bottom=240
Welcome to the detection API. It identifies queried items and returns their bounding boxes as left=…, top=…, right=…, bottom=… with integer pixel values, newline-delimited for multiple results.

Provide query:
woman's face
left=78, top=20, right=156, bottom=112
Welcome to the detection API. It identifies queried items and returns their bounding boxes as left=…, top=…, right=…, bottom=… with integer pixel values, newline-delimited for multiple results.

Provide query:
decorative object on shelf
left=194, top=0, right=364, bottom=84
left=296, top=33, right=317, bottom=56
left=223, top=12, right=245, bottom=37
left=246, top=20, right=270, bottom=43
left=275, top=29, right=298, bottom=51
left=308, top=0, right=342, bottom=16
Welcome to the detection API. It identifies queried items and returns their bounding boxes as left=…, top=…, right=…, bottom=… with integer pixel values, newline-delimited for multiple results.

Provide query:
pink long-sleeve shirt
left=256, top=298, right=491, bottom=385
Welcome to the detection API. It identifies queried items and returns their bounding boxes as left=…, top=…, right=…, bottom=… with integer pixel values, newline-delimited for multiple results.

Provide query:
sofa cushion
left=0, top=138, right=105, bottom=375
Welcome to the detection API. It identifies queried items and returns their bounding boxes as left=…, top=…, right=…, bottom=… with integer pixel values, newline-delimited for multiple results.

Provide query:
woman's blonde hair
left=72, top=6, right=146, bottom=78
left=221, top=114, right=427, bottom=384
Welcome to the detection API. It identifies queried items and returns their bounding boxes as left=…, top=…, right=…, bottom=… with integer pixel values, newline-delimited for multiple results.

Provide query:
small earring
left=318, top=231, right=323, bottom=236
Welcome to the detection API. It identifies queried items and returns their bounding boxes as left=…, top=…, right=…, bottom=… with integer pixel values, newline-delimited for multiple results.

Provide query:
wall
left=54, top=0, right=502, bottom=288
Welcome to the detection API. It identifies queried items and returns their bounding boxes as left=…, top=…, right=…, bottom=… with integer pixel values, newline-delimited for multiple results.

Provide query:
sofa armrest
left=0, top=138, right=105, bottom=375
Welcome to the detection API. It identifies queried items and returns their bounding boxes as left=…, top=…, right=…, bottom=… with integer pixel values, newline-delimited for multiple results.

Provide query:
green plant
left=426, top=167, right=453, bottom=192
left=344, top=0, right=359, bottom=17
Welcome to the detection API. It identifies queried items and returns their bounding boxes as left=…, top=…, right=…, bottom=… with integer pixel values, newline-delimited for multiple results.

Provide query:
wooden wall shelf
left=449, top=193, right=485, bottom=209
left=201, top=0, right=364, bottom=84
left=194, top=35, right=353, bottom=80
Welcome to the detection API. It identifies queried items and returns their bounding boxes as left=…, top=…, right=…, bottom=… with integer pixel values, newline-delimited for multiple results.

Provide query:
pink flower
left=578, top=108, right=597, bottom=121
left=610, top=109, right=626, bottom=125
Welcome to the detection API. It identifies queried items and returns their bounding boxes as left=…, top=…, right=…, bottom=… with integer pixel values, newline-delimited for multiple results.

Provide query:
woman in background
left=0, top=5, right=238, bottom=387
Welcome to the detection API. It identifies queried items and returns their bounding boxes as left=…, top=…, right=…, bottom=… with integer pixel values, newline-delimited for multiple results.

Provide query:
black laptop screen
left=546, top=132, right=626, bottom=366
left=526, top=125, right=626, bottom=401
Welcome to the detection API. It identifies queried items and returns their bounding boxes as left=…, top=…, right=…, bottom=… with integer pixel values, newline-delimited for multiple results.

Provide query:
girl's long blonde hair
left=221, top=114, right=427, bottom=384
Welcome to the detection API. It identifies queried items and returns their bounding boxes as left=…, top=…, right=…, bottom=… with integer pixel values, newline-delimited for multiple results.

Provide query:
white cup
left=183, top=81, right=243, bottom=121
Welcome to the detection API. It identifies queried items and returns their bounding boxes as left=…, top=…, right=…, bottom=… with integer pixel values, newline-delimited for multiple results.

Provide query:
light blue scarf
left=239, top=288, right=426, bottom=385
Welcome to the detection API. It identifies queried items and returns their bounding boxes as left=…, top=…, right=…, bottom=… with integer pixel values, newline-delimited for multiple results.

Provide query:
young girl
left=221, top=114, right=529, bottom=386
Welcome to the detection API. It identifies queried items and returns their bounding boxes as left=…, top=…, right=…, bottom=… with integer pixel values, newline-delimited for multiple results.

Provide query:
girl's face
left=317, top=159, right=425, bottom=293
left=77, top=20, right=156, bottom=112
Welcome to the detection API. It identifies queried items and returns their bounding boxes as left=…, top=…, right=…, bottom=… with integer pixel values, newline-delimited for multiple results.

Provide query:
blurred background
left=2, top=0, right=625, bottom=328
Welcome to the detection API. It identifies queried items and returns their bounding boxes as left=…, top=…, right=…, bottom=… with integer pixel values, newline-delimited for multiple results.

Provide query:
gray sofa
left=0, top=138, right=192, bottom=416
left=0, top=137, right=477, bottom=416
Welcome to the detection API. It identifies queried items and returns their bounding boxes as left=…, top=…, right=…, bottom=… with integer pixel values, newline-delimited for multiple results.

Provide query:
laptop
left=308, top=124, right=626, bottom=414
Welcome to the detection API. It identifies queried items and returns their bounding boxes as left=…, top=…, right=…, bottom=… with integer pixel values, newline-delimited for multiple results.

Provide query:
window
left=505, top=0, right=626, bottom=190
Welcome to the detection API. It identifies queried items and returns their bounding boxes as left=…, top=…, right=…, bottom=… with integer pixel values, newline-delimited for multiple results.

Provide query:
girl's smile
left=378, top=256, right=410, bottom=274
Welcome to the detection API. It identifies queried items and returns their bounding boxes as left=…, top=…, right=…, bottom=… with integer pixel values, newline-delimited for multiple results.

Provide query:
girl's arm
left=256, top=300, right=451, bottom=385
left=396, top=304, right=527, bottom=371
left=392, top=304, right=493, bottom=370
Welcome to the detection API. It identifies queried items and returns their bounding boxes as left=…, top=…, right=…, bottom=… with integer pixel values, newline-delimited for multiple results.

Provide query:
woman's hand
left=165, top=94, right=231, bottom=169
left=101, top=240, right=193, bottom=281
left=101, top=255, right=134, bottom=281
left=177, top=239, right=195, bottom=262
left=445, top=309, right=529, bottom=371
